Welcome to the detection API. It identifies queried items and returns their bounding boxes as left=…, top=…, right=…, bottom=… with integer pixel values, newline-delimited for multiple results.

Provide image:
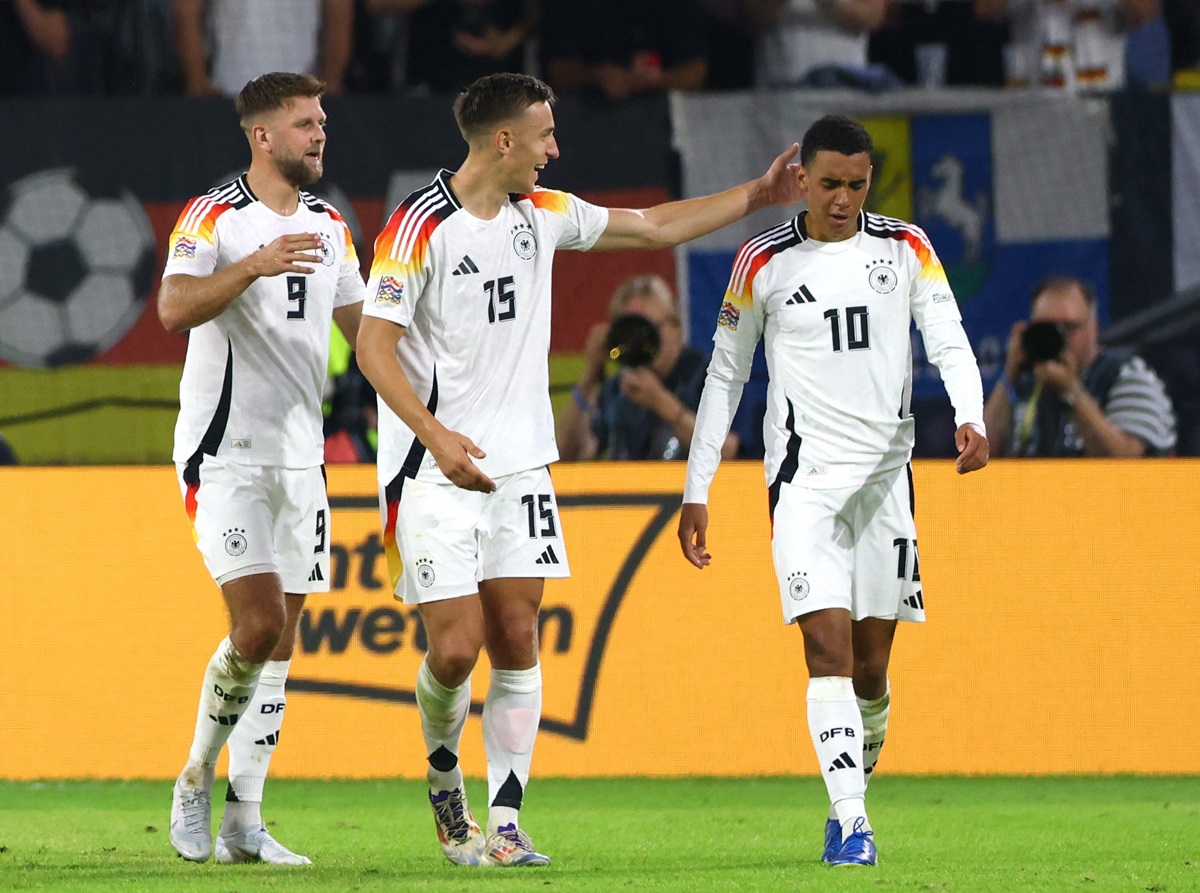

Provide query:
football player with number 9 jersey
left=159, top=72, right=365, bottom=868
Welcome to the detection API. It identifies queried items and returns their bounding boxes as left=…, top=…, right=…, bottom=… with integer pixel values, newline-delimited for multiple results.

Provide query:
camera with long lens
left=605, top=313, right=661, bottom=368
left=1021, top=321, right=1066, bottom=363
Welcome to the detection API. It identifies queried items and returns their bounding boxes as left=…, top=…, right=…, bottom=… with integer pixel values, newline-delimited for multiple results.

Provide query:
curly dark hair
left=799, top=115, right=873, bottom=168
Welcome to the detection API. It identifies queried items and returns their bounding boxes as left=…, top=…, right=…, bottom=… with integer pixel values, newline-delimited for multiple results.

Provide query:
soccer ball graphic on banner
left=0, top=168, right=156, bottom=368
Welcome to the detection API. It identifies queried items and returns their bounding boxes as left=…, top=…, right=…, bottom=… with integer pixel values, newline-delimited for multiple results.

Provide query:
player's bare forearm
left=592, top=144, right=803, bottom=251
left=954, top=424, right=990, bottom=474
left=677, top=503, right=712, bottom=568
left=357, top=316, right=495, bottom=492
left=158, top=266, right=258, bottom=334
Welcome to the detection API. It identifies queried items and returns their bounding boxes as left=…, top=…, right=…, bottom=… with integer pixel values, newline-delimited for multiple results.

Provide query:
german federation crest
left=867, top=259, right=897, bottom=294
left=513, top=230, right=537, bottom=260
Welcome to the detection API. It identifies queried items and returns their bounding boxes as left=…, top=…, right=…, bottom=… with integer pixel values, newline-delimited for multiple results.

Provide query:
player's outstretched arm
left=158, top=233, right=323, bottom=333
left=356, top=315, right=496, bottom=493
left=591, top=143, right=804, bottom=251
left=678, top=503, right=712, bottom=569
left=955, top=424, right=990, bottom=474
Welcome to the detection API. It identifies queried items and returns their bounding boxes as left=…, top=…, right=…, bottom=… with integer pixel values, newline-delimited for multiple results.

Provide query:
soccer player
left=355, top=72, right=804, bottom=868
left=159, top=71, right=366, bottom=865
left=678, top=115, right=989, bottom=867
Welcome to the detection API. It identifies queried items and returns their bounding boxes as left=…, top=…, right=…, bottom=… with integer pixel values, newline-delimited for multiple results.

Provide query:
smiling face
left=799, top=149, right=872, bottom=242
left=261, top=95, right=327, bottom=187
left=497, top=100, right=559, bottom=194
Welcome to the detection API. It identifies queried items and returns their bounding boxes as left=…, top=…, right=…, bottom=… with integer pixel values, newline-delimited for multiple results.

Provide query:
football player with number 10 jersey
left=680, top=115, right=989, bottom=868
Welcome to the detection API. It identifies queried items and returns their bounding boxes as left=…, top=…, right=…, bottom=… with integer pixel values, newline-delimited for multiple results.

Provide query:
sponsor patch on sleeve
left=172, top=236, right=197, bottom=259
left=931, top=292, right=955, bottom=304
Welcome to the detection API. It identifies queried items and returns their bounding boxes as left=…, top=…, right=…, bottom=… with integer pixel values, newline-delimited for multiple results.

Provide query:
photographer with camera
left=558, top=274, right=740, bottom=461
left=983, top=276, right=1176, bottom=457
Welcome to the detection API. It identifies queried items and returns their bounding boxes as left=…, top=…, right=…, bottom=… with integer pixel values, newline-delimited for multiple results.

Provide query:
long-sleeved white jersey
left=684, top=210, right=984, bottom=502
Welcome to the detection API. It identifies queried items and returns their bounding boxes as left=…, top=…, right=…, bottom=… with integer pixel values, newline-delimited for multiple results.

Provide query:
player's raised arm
left=158, top=233, right=323, bottom=333
left=356, top=314, right=496, bottom=493
left=591, top=144, right=804, bottom=251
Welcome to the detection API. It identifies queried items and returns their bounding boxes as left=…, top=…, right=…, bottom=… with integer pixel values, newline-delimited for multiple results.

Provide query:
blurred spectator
left=541, top=0, right=708, bottom=101
left=975, top=0, right=1170, bottom=90
left=742, top=0, right=895, bottom=89
left=173, top=0, right=353, bottom=97
left=402, top=0, right=538, bottom=93
left=983, top=276, right=1177, bottom=457
left=870, top=0, right=1009, bottom=87
left=558, top=275, right=739, bottom=461
left=0, top=0, right=70, bottom=94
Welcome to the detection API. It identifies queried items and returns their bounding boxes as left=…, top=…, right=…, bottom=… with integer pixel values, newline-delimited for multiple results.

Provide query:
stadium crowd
left=3, top=0, right=1198, bottom=98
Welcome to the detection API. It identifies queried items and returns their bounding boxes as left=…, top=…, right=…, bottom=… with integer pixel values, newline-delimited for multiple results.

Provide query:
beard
left=276, top=150, right=323, bottom=187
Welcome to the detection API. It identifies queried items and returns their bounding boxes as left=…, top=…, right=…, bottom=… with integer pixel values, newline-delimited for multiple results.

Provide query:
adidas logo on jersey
left=828, top=751, right=857, bottom=771
left=308, top=564, right=324, bottom=582
left=534, top=545, right=560, bottom=565
left=255, top=732, right=280, bottom=746
left=451, top=255, right=480, bottom=276
left=903, top=591, right=924, bottom=610
left=786, top=284, right=817, bottom=305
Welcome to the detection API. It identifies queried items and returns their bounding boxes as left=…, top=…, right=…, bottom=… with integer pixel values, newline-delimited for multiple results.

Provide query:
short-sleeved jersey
left=364, top=170, right=609, bottom=486
left=164, top=175, right=366, bottom=470
left=714, top=210, right=967, bottom=489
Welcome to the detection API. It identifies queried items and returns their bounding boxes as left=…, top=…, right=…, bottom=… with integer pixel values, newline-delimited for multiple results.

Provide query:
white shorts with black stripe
left=382, top=466, right=570, bottom=605
left=770, top=464, right=924, bottom=624
left=176, top=455, right=331, bottom=593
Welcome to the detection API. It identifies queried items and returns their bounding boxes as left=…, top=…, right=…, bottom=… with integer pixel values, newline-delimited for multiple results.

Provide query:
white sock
left=416, top=658, right=471, bottom=793
left=222, top=659, right=290, bottom=834
left=858, top=682, right=891, bottom=786
left=184, top=637, right=264, bottom=777
left=807, top=676, right=869, bottom=838
left=483, top=665, right=541, bottom=834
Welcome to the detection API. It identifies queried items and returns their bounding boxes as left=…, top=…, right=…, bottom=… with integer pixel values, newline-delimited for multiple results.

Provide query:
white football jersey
left=164, top=175, right=366, bottom=469
left=686, top=210, right=984, bottom=498
left=364, top=170, right=609, bottom=488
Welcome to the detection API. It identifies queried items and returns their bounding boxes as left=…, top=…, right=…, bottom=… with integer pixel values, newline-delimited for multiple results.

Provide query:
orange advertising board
left=1, top=461, right=1198, bottom=780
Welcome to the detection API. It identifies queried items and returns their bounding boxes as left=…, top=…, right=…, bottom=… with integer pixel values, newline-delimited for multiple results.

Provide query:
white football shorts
left=176, top=455, right=331, bottom=593
left=770, top=464, right=925, bottom=625
left=383, top=465, right=570, bottom=605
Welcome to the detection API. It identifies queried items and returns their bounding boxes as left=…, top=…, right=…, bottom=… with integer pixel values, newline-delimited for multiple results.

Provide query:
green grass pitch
left=1, top=777, right=1196, bottom=891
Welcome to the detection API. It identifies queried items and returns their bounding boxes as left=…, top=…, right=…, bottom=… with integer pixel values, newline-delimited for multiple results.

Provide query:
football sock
left=807, top=676, right=869, bottom=837
left=222, top=659, right=290, bottom=834
left=483, top=665, right=541, bottom=834
left=858, top=681, right=891, bottom=786
left=183, top=636, right=265, bottom=782
left=416, top=658, right=471, bottom=793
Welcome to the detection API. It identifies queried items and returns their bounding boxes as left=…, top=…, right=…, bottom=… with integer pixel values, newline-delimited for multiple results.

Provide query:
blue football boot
left=821, top=818, right=842, bottom=863
left=827, top=817, right=877, bottom=867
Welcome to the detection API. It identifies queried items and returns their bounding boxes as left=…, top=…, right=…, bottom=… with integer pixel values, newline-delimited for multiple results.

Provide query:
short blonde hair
left=608, top=274, right=677, bottom=324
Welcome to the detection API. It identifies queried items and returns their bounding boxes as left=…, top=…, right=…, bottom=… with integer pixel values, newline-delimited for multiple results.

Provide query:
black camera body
left=1021, top=321, right=1066, bottom=363
left=606, top=313, right=661, bottom=368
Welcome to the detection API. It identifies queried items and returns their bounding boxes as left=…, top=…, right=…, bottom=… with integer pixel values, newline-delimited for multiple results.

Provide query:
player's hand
left=955, top=424, right=989, bottom=474
left=752, top=143, right=805, bottom=211
left=428, top=428, right=496, bottom=493
left=252, top=233, right=325, bottom=278
left=678, top=502, right=712, bottom=568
